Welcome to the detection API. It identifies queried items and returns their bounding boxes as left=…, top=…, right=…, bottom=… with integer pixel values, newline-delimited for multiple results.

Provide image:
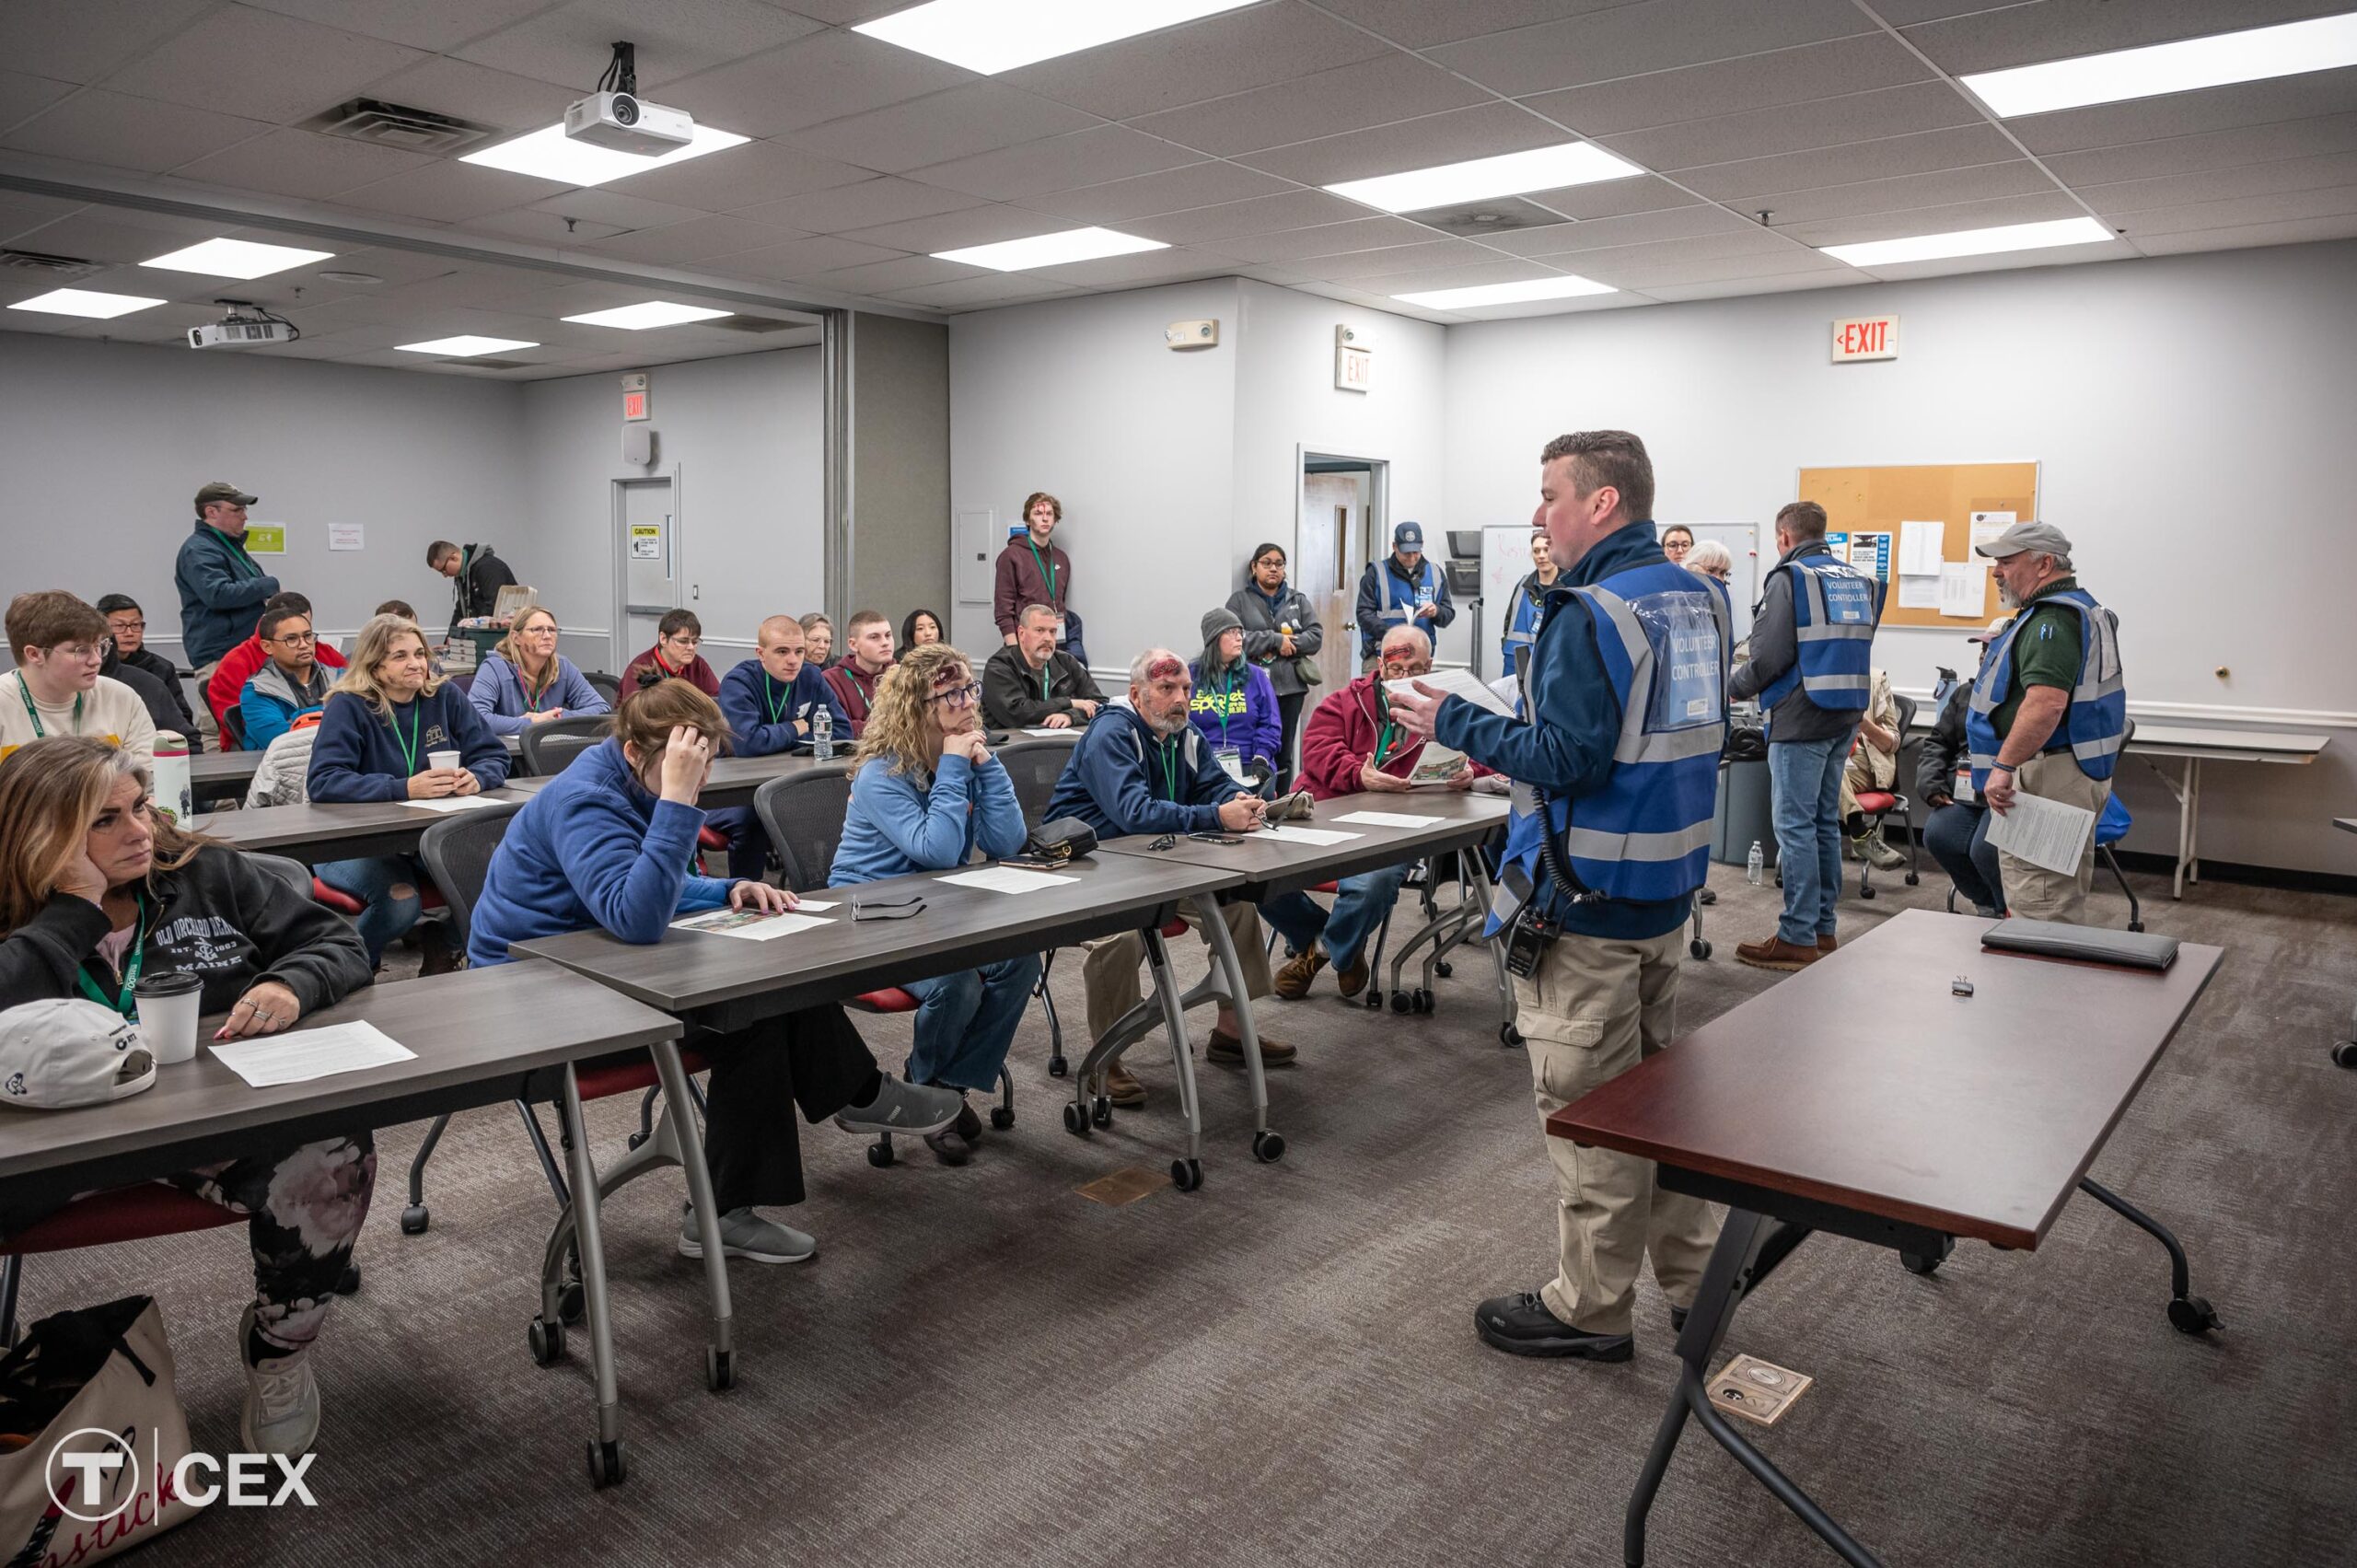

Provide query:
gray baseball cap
left=1975, top=519, right=2072, bottom=561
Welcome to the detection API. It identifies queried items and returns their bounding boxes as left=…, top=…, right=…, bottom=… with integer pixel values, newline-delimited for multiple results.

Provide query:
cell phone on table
left=1188, top=831, right=1243, bottom=845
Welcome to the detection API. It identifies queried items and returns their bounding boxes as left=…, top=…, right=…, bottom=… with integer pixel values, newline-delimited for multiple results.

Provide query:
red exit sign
left=1831, top=315, right=1899, bottom=362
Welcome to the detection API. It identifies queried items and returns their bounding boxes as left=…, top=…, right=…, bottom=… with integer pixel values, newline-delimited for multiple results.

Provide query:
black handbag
left=1025, top=818, right=1097, bottom=863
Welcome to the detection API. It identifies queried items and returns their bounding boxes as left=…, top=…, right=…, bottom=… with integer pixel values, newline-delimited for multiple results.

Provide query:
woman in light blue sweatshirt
left=467, top=605, right=609, bottom=738
left=831, top=643, right=1039, bottom=1165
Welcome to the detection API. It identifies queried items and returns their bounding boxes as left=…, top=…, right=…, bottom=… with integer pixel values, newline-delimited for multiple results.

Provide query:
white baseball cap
left=0, top=999, right=157, bottom=1109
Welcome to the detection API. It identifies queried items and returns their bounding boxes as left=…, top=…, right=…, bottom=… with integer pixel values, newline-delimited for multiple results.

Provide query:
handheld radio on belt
left=1498, top=642, right=1602, bottom=977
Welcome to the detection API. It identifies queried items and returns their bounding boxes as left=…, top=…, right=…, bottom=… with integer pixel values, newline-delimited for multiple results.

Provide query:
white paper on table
left=1896, top=575, right=1941, bottom=610
left=1898, top=519, right=1946, bottom=575
left=406, top=795, right=500, bottom=812
left=1968, top=511, right=2014, bottom=552
left=1985, top=792, right=2096, bottom=876
left=211, top=1021, right=415, bottom=1088
left=1382, top=668, right=1515, bottom=718
left=939, top=865, right=1081, bottom=894
left=1259, top=824, right=1362, bottom=846
left=789, top=899, right=839, bottom=912
left=670, top=908, right=832, bottom=941
left=1022, top=727, right=1074, bottom=738
left=1334, top=810, right=1445, bottom=828
left=1937, top=562, right=1987, bottom=618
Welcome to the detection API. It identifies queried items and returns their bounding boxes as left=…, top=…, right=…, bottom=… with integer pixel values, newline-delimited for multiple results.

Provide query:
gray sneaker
left=238, top=1304, right=320, bottom=1458
left=833, top=1075, right=962, bottom=1138
left=1864, top=832, right=1908, bottom=871
left=679, top=1203, right=816, bottom=1264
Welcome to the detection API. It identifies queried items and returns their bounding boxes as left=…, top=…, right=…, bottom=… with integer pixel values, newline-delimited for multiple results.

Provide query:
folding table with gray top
left=190, top=790, right=533, bottom=863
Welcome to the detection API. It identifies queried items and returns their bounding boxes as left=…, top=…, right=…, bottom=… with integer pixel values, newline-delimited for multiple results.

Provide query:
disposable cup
left=133, top=971, right=203, bottom=1065
left=427, top=749, right=461, bottom=772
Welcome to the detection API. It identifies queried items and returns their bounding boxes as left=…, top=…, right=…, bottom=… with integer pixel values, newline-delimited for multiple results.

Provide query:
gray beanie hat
left=1200, top=605, right=1243, bottom=645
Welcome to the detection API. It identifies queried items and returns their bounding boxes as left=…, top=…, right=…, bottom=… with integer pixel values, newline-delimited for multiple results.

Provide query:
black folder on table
left=1980, top=919, right=2179, bottom=971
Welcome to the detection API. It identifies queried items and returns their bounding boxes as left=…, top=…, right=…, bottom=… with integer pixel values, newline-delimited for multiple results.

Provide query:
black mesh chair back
left=582, top=670, right=624, bottom=708
left=417, top=802, right=523, bottom=951
left=997, top=738, right=1077, bottom=830
left=1890, top=691, right=1918, bottom=739
left=753, top=767, right=853, bottom=894
left=517, top=714, right=612, bottom=777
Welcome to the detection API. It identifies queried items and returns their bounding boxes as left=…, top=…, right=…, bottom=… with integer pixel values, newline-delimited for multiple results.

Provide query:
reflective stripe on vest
left=1501, top=573, right=1547, bottom=656
left=1375, top=560, right=1435, bottom=627
left=1502, top=562, right=1729, bottom=906
left=1755, top=554, right=1879, bottom=715
left=1963, top=587, right=2124, bottom=792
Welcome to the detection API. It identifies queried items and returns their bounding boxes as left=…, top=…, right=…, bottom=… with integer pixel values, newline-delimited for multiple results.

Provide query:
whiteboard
left=1479, top=523, right=1542, bottom=678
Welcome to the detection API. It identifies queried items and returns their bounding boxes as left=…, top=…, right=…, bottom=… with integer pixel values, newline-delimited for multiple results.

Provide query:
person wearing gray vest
left=1727, top=500, right=1880, bottom=971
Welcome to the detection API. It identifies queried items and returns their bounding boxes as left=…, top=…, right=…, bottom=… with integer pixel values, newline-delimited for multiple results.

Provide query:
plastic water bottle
left=811, top=704, right=833, bottom=761
left=150, top=733, right=192, bottom=826
left=1746, top=840, right=1765, bottom=887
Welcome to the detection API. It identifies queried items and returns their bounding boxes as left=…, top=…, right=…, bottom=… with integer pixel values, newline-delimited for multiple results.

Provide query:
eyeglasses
left=51, top=643, right=102, bottom=662
left=106, top=619, right=145, bottom=633
left=930, top=681, right=981, bottom=709
left=521, top=623, right=561, bottom=635
left=273, top=631, right=317, bottom=645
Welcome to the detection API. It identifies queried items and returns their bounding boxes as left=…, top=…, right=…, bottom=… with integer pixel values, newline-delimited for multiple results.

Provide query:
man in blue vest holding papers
left=1728, top=500, right=1881, bottom=971
left=1354, top=520, right=1453, bottom=669
left=1387, top=429, right=1729, bottom=1364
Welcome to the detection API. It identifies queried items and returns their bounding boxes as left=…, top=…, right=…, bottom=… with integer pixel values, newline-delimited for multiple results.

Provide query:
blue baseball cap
left=1393, top=521, right=1424, bottom=550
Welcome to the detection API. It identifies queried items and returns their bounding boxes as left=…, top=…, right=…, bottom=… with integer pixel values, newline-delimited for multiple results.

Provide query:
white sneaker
left=238, top=1305, right=320, bottom=1458
left=679, top=1202, right=817, bottom=1264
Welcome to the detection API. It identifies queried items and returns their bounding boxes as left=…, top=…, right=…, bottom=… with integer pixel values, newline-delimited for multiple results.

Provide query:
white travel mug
left=427, top=749, right=461, bottom=772
left=133, top=971, right=204, bottom=1065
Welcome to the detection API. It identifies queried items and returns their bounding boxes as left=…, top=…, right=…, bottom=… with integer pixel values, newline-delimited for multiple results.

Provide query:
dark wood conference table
left=188, top=734, right=521, bottom=801
left=1550, top=909, right=2224, bottom=1567
left=192, top=790, right=531, bottom=863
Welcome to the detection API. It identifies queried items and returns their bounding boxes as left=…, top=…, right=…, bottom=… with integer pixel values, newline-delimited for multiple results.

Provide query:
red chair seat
left=311, top=877, right=364, bottom=916
left=1854, top=791, right=1899, bottom=815
left=574, top=1047, right=709, bottom=1102
left=851, top=988, right=920, bottom=1013
left=697, top=827, right=728, bottom=853
left=6, top=1185, right=238, bottom=1255
left=1311, top=880, right=1340, bottom=894
left=1159, top=917, right=1188, bottom=938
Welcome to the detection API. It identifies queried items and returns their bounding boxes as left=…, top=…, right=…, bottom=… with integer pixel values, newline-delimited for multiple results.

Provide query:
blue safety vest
left=1754, top=552, right=1879, bottom=716
left=1964, top=587, right=2124, bottom=792
left=1502, top=561, right=1730, bottom=907
left=1500, top=570, right=1551, bottom=667
left=1365, top=556, right=1442, bottom=655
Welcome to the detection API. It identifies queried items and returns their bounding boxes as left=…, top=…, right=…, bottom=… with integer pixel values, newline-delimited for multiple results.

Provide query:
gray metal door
left=619, top=478, right=676, bottom=658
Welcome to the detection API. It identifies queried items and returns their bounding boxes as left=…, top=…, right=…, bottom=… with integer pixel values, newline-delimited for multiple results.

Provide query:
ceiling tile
left=454, top=0, right=825, bottom=91
left=1306, top=238, right=1521, bottom=280
left=239, top=0, right=554, bottom=52
left=1643, top=267, right=1864, bottom=300
left=1024, top=249, right=1237, bottom=288
left=281, top=245, right=465, bottom=286
left=1234, top=103, right=1573, bottom=186
left=1727, top=159, right=2058, bottom=224
left=1016, top=161, right=1295, bottom=224
left=731, top=177, right=987, bottom=233
left=1125, top=52, right=1490, bottom=159
left=1307, top=0, right=1634, bottom=52
left=1430, top=0, right=1875, bottom=99
left=764, top=0, right=916, bottom=23
left=101, top=6, right=424, bottom=124
left=796, top=253, right=982, bottom=295
left=1125, top=189, right=1367, bottom=245
left=2130, top=211, right=2357, bottom=252
left=1521, top=174, right=1700, bottom=220
left=1535, top=226, right=1798, bottom=271
left=2109, top=181, right=2357, bottom=237
left=838, top=202, right=1074, bottom=253
left=455, top=207, right=631, bottom=244
left=0, top=211, right=220, bottom=266
left=2083, top=151, right=2357, bottom=216
left=659, top=28, right=978, bottom=140
left=1577, top=244, right=1852, bottom=288
left=1675, top=123, right=2020, bottom=199
left=168, top=126, right=437, bottom=201
left=359, top=55, right=581, bottom=134
left=0, top=191, right=89, bottom=245
left=703, top=234, right=909, bottom=279
left=1525, top=34, right=1934, bottom=136
left=1311, top=256, right=1561, bottom=294
left=2009, top=67, right=2357, bottom=156
left=581, top=215, right=806, bottom=264
left=1852, top=236, right=2131, bottom=280
left=888, top=273, right=1083, bottom=309
left=331, top=159, right=568, bottom=222
left=1603, top=81, right=1987, bottom=172
left=0, top=69, right=77, bottom=125
left=605, top=138, right=873, bottom=210
left=1485, top=202, right=1762, bottom=256
left=1, top=90, right=273, bottom=173
left=526, top=190, right=714, bottom=231
left=1901, top=0, right=2354, bottom=77
left=1206, top=215, right=1443, bottom=261
left=0, top=0, right=214, bottom=87
left=903, top=124, right=1198, bottom=202
left=999, top=4, right=1388, bottom=121
left=784, top=81, right=1100, bottom=175
left=1776, top=189, right=2088, bottom=246
left=2043, top=111, right=2357, bottom=186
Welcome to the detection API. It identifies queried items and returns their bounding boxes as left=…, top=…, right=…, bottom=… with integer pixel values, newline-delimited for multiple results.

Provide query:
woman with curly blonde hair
left=830, top=644, right=1038, bottom=1164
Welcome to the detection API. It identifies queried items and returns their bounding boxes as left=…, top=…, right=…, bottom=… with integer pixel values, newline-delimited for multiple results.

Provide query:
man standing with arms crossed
left=1387, top=430, right=1729, bottom=1363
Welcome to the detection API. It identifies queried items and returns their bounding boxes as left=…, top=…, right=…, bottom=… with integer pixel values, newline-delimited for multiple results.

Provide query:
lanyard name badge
left=390, top=701, right=423, bottom=775
left=1208, top=668, right=1244, bottom=781
left=77, top=894, right=148, bottom=1017
left=1028, top=539, right=1067, bottom=642
left=16, top=673, right=82, bottom=739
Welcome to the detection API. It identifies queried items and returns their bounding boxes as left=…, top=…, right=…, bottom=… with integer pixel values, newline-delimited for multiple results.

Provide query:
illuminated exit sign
left=1831, top=315, right=1898, bottom=363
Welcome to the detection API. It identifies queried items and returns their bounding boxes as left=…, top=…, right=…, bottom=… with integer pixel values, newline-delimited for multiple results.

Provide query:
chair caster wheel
left=1905, top=873, right=1921, bottom=886
left=2129, top=922, right=2146, bottom=934
left=706, top=1347, right=735, bottom=1392
left=2333, top=1040, right=2357, bottom=1069
left=528, top=1318, right=565, bottom=1366
left=1169, top=1157, right=1202, bottom=1192
left=866, top=1140, right=894, bottom=1167
left=626, top=1131, right=648, bottom=1151
left=1690, top=939, right=1713, bottom=959
left=1434, top=960, right=1453, bottom=979
left=1900, top=1250, right=1943, bottom=1276
left=1364, top=990, right=1383, bottom=1009
left=1047, top=1054, right=1068, bottom=1078
left=399, top=1204, right=429, bottom=1236
left=1091, top=1096, right=1113, bottom=1129
left=2169, top=1295, right=2222, bottom=1335
left=586, top=1437, right=626, bottom=1488
left=1390, top=992, right=1413, bottom=1014
left=1698, top=888, right=1718, bottom=906
left=1412, top=989, right=1434, bottom=1014
left=1860, top=885, right=1876, bottom=900
left=991, top=1106, right=1016, bottom=1131
left=1500, top=1023, right=1523, bottom=1048
left=1063, top=1102, right=1091, bottom=1137
left=1252, top=1130, right=1285, bottom=1163
left=335, top=1263, right=361, bottom=1295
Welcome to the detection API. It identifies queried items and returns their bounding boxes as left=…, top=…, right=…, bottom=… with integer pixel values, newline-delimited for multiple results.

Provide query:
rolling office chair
left=993, top=738, right=1080, bottom=1074
left=581, top=670, right=625, bottom=708
left=1852, top=691, right=1922, bottom=900
left=752, top=768, right=1017, bottom=1167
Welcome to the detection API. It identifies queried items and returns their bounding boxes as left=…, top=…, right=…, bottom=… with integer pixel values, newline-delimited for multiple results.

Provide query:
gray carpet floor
left=22, top=854, right=2357, bottom=1567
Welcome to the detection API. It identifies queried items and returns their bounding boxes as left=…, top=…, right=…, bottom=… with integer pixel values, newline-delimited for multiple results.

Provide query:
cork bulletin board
left=1795, top=462, right=2039, bottom=629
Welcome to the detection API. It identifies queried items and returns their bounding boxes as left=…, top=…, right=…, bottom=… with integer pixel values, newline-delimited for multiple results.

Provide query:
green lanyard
left=15, top=674, right=81, bottom=739
left=1209, top=666, right=1237, bottom=744
left=1027, top=537, right=1059, bottom=606
left=389, top=700, right=423, bottom=775
left=763, top=673, right=791, bottom=726
left=1374, top=721, right=1400, bottom=765
left=521, top=657, right=556, bottom=710
left=208, top=527, right=261, bottom=581
left=76, top=893, right=148, bottom=1017
left=1152, top=739, right=1180, bottom=801
left=1038, top=660, right=1052, bottom=702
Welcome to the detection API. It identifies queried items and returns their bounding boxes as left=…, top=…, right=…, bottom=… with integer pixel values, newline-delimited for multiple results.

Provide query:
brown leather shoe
left=1103, top=1062, right=1145, bottom=1107
left=1335, top=957, right=1370, bottom=997
left=1817, top=933, right=1839, bottom=953
left=1735, top=935, right=1821, bottom=971
left=1272, top=947, right=1327, bottom=1000
left=1208, top=1028, right=1295, bottom=1066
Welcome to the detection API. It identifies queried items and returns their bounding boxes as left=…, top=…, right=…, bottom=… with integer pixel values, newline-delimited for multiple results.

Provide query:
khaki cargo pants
left=1081, top=898, right=1271, bottom=1043
left=1515, top=926, right=1719, bottom=1336
left=1995, top=752, right=2112, bottom=924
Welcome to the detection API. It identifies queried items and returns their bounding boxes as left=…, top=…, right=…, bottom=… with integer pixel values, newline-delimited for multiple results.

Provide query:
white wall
left=1443, top=239, right=2357, bottom=875
left=0, top=331, right=528, bottom=656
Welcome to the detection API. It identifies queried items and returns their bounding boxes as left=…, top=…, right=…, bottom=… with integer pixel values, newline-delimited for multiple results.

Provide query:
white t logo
left=46, top=1428, right=139, bottom=1522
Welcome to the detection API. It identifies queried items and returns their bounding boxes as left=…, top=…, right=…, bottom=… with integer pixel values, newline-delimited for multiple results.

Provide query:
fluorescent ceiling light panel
left=7, top=288, right=166, bottom=319
left=461, top=122, right=749, bottom=189
left=932, top=226, right=1167, bottom=272
left=856, top=0, right=1258, bottom=75
left=1961, top=13, right=2357, bottom=117
left=563, top=301, right=734, bottom=330
left=396, top=335, right=539, bottom=357
left=1327, top=143, right=1642, bottom=214
left=1392, top=274, right=1616, bottom=309
left=1821, top=215, right=2113, bottom=268
left=140, top=238, right=333, bottom=278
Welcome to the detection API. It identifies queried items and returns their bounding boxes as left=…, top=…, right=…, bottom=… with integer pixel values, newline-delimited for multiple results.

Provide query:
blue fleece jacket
left=467, top=650, right=610, bottom=738
left=1434, top=519, right=1690, bottom=941
left=1042, top=705, right=1244, bottom=841
left=1187, top=656, right=1283, bottom=771
left=830, top=752, right=1028, bottom=885
left=305, top=684, right=509, bottom=803
left=236, top=658, right=331, bottom=750
left=467, top=738, right=728, bottom=965
left=173, top=522, right=281, bottom=667
left=717, top=658, right=851, bottom=758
